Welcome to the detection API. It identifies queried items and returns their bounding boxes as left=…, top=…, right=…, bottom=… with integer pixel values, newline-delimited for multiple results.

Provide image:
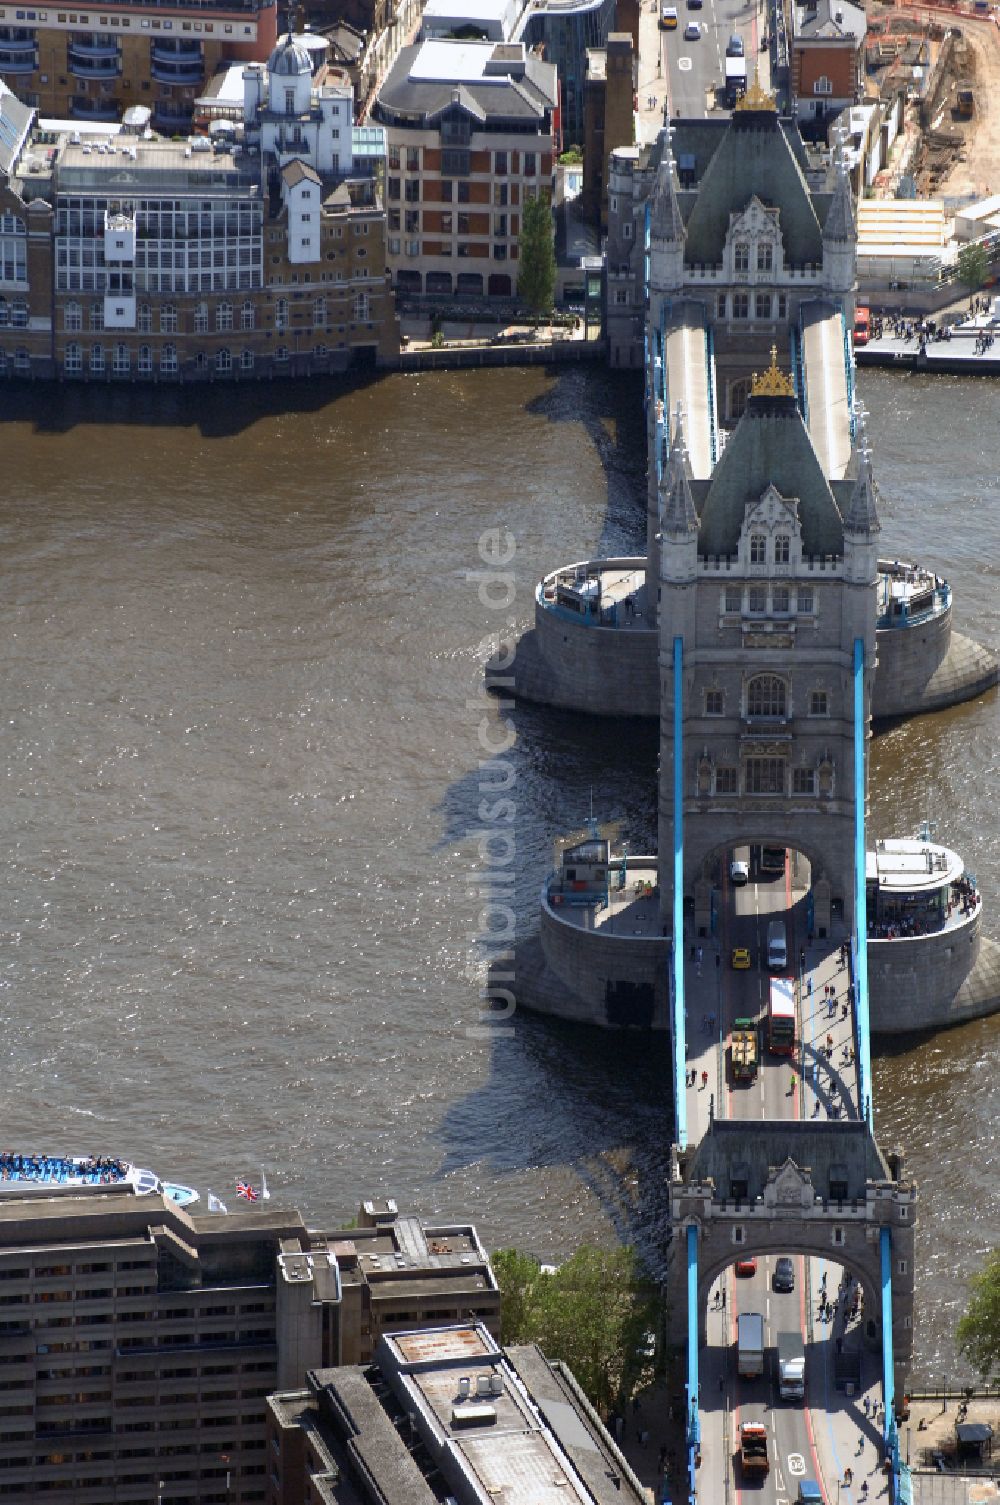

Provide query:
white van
left=767, top=920, right=787, bottom=972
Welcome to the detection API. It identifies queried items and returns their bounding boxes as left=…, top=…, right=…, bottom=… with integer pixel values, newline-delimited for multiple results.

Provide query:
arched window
left=216, top=302, right=233, bottom=332
left=241, top=300, right=254, bottom=331
left=274, top=345, right=289, bottom=362
left=729, top=376, right=750, bottom=421
left=113, top=342, right=130, bottom=375
left=160, top=343, right=177, bottom=373
left=64, top=301, right=82, bottom=332
left=137, top=344, right=152, bottom=376
left=160, top=304, right=177, bottom=334
left=240, top=347, right=254, bottom=371
left=89, top=345, right=105, bottom=374
left=216, top=347, right=232, bottom=372
left=64, top=342, right=82, bottom=374
left=746, top=675, right=786, bottom=719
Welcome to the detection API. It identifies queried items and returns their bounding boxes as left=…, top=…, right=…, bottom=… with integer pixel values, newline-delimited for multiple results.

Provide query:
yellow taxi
left=731, top=946, right=752, bottom=970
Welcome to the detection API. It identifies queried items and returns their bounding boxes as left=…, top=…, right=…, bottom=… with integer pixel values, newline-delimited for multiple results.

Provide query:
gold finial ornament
left=750, top=345, right=795, bottom=397
left=735, top=69, right=778, bottom=112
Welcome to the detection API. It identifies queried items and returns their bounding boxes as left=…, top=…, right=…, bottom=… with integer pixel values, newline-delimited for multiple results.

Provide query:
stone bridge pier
left=665, top=1121, right=916, bottom=1405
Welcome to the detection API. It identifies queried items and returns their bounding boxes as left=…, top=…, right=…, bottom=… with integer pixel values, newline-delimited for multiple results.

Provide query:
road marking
left=678, top=56, right=692, bottom=68
left=787, top=1451, right=806, bottom=1476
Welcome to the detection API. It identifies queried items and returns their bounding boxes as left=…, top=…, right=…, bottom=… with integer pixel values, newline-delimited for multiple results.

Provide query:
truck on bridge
left=737, top=1312, right=765, bottom=1378
left=724, top=55, right=748, bottom=106
left=739, top=1421, right=770, bottom=1476
left=777, top=1331, right=806, bottom=1400
left=730, top=1017, right=759, bottom=1081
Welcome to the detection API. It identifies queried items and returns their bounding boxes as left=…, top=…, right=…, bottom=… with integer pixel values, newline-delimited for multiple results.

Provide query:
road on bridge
left=636, top=0, right=772, bottom=143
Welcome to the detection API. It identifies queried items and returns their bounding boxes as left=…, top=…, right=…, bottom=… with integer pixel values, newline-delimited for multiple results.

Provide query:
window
left=64, top=342, right=82, bottom=374
left=194, top=302, right=208, bottom=333
left=814, top=75, right=832, bottom=95
left=733, top=1226, right=745, bottom=1245
left=275, top=298, right=287, bottom=330
left=748, top=585, right=766, bottom=614
left=772, top=585, right=790, bottom=614
left=832, top=1226, right=845, bottom=1246
left=388, top=145, right=400, bottom=169
left=137, top=344, right=152, bottom=375
left=809, top=690, right=828, bottom=716
left=216, top=347, right=231, bottom=372
left=493, top=183, right=508, bottom=207
left=442, top=149, right=469, bottom=177
left=733, top=291, right=749, bottom=319
left=793, top=767, right=816, bottom=794
left=90, top=344, right=104, bottom=373
left=89, top=303, right=103, bottom=332
left=774, top=534, right=790, bottom=564
left=240, top=348, right=254, bottom=371
left=457, top=182, right=470, bottom=204
left=11, top=299, right=27, bottom=328
left=747, top=674, right=786, bottom=718
left=404, top=210, right=419, bottom=234
left=493, top=244, right=506, bottom=260
left=717, top=292, right=727, bottom=319
left=778, top=293, right=787, bottom=319
left=523, top=152, right=536, bottom=175
left=623, top=220, right=633, bottom=241
left=160, top=343, right=177, bottom=373
left=705, top=689, right=723, bottom=716
left=387, top=177, right=400, bottom=200
left=750, top=533, right=766, bottom=564
left=724, top=585, right=741, bottom=613
left=274, top=345, right=288, bottom=362
left=406, top=146, right=419, bottom=171
left=312, top=297, right=326, bottom=327
left=614, top=289, right=629, bottom=306
left=216, top=301, right=232, bottom=331
left=160, top=304, right=177, bottom=334
left=755, top=291, right=770, bottom=320
left=494, top=150, right=508, bottom=174
left=797, top=587, right=814, bottom=614
left=745, top=758, right=784, bottom=794
left=284, top=86, right=295, bottom=113
left=757, top=242, right=773, bottom=272
left=734, top=241, right=749, bottom=273
left=494, top=213, right=507, bottom=237
left=354, top=291, right=369, bottom=322
left=64, top=301, right=82, bottom=332
left=241, top=300, right=254, bottom=331
left=715, top=766, right=738, bottom=794
left=404, top=179, right=419, bottom=203
left=113, top=342, right=129, bottom=375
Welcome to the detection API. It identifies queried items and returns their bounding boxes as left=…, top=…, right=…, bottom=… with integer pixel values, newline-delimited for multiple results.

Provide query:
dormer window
left=734, top=241, right=749, bottom=273
left=774, top=534, right=790, bottom=564
left=750, top=534, right=766, bottom=564
left=757, top=242, right=773, bottom=273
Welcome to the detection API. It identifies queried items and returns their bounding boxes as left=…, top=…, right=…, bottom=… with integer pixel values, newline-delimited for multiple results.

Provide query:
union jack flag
left=236, top=1180, right=258, bottom=1202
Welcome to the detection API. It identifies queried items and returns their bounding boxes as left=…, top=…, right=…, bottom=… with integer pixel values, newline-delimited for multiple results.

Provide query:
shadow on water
left=0, top=369, right=385, bottom=439
left=437, top=1006, right=675, bottom=1264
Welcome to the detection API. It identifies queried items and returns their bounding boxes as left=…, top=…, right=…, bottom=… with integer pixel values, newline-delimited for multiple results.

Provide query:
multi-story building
left=266, top=1322, right=647, bottom=1505
left=789, top=0, right=866, bottom=139
left=0, top=1183, right=499, bottom=1505
left=0, top=31, right=400, bottom=381
left=0, top=0, right=277, bottom=133
left=372, top=37, right=557, bottom=300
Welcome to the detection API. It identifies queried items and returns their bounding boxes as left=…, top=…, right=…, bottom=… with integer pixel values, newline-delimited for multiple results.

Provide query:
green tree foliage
left=518, top=193, right=556, bottom=317
left=957, top=1246, right=1000, bottom=1379
left=957, top=240, right=988, bottom=303
left=491, top=1244, right=659, bottom=1412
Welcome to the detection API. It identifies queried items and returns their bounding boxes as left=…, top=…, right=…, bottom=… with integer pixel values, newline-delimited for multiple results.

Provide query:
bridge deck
left=800, top=300, right=853, bottom=481
left=664, top=304, right=714, bottom=480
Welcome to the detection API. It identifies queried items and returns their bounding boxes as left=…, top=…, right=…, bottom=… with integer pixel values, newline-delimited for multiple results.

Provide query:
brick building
left=0, top=34, right=400, bottom=382
left=372, top=37, right=557, bottom=300
left=789, top=0, right=866, bottom=139
left=0, top=0, right=277, bottom=134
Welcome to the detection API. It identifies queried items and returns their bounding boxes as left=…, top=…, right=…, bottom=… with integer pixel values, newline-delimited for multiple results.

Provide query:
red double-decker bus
left=768, top=976, right=796, bottom=1055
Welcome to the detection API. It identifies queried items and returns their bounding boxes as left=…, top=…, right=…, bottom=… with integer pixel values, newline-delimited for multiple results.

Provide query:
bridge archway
left=694, top=1246, right=880, bottom=1352
left=687, top=833, right=847, bottom=944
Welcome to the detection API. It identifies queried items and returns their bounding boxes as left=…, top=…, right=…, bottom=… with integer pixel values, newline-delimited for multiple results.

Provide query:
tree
left=518, top=193, right=556, bottom=317
left=957, top=1246, right=1000, bottom=1379
left=491, top=1243, right=659, bottom=1413
left=957, top=240, right=988, bottom=306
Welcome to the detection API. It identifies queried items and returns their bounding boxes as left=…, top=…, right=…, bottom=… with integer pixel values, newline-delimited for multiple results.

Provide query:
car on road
left=660, top=2, right=678, bottom=26
left=726, top=32, right=744, bottom=55
left=773, top=1256, right=795, bottom=1293
left=731, top=946, right=752, bottom=970
left=735, top=1255, right=757, bottom=1277
left=730, top=858, right=749, bottom=886
left=684, top=19, right=701, bottom=37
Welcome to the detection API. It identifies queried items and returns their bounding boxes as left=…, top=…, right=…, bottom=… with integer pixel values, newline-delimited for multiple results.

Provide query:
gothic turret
left=822, top=131, right=857, bottom=296
left=660, top=404, right=699, bottom=586
left=649, top=128, right=686, bottom=293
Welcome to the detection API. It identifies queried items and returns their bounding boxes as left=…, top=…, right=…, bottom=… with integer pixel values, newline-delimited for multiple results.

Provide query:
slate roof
left=375, top=41, right=557, bottom=125
left=794, top=0, right=866, bottom=44
left=0, top=79, right=33, bottom=177
left=684, top=1119, right=890, bottom=1202
left=697, top=390, right=845, bottom=558
left=282, top=158, right=322, bottom=187
left=666, top=110, right=823, bottom=267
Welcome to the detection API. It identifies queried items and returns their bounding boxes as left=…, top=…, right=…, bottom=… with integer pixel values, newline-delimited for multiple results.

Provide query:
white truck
left=737, top=1311, right=765, bottom=1378
left=777, top=1331, right=806, bottom=1400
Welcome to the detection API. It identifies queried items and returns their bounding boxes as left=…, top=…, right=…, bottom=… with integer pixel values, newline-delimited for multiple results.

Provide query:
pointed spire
left=844, top=400, right=880, bottom=535
left=649, top=126, right=686, bottom=244
left=824, top=126, right=855, bottom=243
left=660, top=401, right=698, bottom=536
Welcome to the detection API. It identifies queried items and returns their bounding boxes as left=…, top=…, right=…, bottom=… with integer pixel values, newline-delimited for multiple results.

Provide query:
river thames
left=0, top=364, right=996, bottom=1382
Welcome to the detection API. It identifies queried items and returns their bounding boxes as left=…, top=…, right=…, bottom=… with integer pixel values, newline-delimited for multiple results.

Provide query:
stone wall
left=873, top=623, right=998, bottom=722
left=869, top=914, right=1000, bottom=1033
left=538, top=894, right=669, bottom=1029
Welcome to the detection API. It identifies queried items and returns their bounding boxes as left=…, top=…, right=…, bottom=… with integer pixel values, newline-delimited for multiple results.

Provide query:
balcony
left=150, top=56, right=204, bottom=85
left=0, top=49, right=36, bottom=72
left=69, top=96, right=119, bottom=121
left=0, top=29, right=36, bottom=52
left=68, top=33, right=120, bottom=57
left=68, top=53, right=121, bottom=79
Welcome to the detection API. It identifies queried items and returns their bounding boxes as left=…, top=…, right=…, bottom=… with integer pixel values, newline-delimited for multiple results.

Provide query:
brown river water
left=0, top=365, right=996, bottom=1381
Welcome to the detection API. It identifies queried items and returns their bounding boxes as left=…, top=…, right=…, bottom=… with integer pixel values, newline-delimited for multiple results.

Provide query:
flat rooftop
left=547, top=859, right=662, bottom=937
left=866, top=839, right=964, bottom=893
left=410, top=37, right=522, bottom=82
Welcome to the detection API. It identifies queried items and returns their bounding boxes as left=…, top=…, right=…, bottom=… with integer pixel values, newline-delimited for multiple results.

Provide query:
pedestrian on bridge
left=701, top=1070, right=708, bottom=1089
left=789, top=1073, right=797, bottom=1096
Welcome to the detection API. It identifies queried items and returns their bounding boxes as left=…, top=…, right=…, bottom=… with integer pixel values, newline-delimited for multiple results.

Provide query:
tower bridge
left=486, top=83, right=1000, bottom=1505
